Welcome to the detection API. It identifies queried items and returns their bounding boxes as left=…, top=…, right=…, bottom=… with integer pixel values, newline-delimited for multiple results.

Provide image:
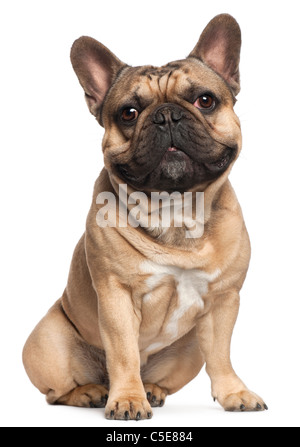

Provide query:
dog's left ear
left=189, top=14, right=241, bottom=96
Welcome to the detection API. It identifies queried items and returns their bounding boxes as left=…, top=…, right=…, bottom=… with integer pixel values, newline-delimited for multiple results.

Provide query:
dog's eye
left=121, top=107, right=139, bottom=122
left=194, top=94, right=215, bottom=110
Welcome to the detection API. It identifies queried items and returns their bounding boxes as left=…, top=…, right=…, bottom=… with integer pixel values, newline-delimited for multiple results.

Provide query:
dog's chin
left=116, top=147, right=236, bottom=193
left=160, top=150, right=193, bottom=181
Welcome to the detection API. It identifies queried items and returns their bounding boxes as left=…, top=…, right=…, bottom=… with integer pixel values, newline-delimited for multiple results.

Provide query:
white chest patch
left=140, top=260, right=221, bottom=338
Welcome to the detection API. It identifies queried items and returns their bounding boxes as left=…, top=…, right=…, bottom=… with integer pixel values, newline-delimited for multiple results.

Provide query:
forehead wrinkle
left=165, top=69, right=182, bottom=103
left=146, top=74, right=163, bottom=100
left=156, top=69, right=174, bottom=102
left=139, top=72, right=164, bottom=102
left=165, top=70, right=174, bottom=101
left=157, top=74, right=164, bottom=98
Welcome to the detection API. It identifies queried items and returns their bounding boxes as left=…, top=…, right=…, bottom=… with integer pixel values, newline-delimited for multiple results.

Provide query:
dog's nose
left=153, top=104, right=183, bottom=125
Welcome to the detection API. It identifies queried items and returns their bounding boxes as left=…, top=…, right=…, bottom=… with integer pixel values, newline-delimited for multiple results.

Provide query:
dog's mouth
left=161, top=146, right=234, bottom=176
left=167, top=146, right=232, bottom=169
left=116, top=146, right=236, bottom=192
left=167, top=146, right=180, bottom=153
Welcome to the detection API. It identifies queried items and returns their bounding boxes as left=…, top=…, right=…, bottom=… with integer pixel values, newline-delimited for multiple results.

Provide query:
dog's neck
left=98, top=168, right=231, bottom=247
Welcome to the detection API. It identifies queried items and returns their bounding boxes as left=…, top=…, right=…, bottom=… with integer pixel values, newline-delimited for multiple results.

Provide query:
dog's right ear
left=71, top=37, right=126, bottom=120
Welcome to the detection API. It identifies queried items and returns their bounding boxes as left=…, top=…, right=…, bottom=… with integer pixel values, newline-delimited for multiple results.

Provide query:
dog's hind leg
left=23, top=299, right=109, bottom=407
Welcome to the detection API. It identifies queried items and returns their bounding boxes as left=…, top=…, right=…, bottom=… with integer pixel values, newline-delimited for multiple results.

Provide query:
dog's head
left=71, top=14, right=242, bottom=193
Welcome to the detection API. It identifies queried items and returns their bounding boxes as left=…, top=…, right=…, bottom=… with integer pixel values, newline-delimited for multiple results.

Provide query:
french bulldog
left=23, top=14, right=267, bottom=420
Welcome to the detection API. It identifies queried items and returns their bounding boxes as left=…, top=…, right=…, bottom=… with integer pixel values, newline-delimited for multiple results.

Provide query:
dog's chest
left=138, top=260, right=220, bottom=358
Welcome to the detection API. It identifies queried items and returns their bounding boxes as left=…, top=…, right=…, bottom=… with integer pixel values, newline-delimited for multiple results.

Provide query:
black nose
left=153, top=104, right=183, bottom=125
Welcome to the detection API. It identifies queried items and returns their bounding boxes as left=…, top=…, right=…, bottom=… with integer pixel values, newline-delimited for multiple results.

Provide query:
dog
left=23, top=14, right=267, bottom=420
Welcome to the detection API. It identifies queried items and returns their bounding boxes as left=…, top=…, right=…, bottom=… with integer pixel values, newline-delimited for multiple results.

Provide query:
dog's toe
left=218, top=390, right=267, bottom=412
left=144, top=383, right=167, bottom=407
left=105, top=395, right=153, bottom=420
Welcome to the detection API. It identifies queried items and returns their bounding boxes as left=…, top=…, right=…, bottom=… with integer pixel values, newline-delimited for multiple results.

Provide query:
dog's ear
left=189, top=14, right=241, bottom=96
left=71, top=37, right=126, bottom=119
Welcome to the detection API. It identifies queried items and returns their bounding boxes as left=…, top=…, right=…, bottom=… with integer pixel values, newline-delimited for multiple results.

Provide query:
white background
left=1, top=0, right=300, bottom=428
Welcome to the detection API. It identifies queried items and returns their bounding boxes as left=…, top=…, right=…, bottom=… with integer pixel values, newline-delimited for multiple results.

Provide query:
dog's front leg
left=97, top=275, right=152, bottom=420
left=197, top=290, right=267, bottom=412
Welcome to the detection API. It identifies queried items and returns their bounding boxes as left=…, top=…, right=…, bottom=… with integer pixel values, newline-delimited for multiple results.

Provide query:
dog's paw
left=216, top=390, right=268, bottom=412
left=55, top=384, right=109, bottom=408
left=105, top=394, right=153, bottom=420
left=144, top=383, right=167, bottom=407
